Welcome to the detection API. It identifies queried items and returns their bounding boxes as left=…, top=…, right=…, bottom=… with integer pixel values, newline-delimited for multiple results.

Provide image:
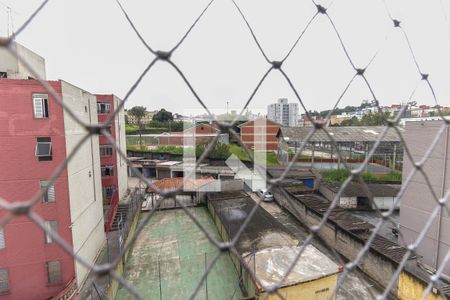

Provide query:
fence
left=2, top=0, right=450, bottom=299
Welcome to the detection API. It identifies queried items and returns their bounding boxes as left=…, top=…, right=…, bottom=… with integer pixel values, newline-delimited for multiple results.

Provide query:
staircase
left=110, top=204, right=129, bottom=231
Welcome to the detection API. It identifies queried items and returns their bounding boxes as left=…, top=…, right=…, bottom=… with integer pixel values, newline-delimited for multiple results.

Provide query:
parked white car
left=257, top=189, right=274, bottom=202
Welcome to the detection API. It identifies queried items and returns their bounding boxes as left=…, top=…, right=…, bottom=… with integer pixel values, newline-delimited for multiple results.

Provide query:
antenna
left=0, top=1, right=17, bottom=37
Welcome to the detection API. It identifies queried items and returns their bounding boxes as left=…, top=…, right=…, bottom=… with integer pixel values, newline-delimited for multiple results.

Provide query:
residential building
left=0, top=79, right=105, bottom=299
left=0, top=43, right=127, bottom=299
left=329, top=114, right=351, bottom=125
left=96, top=95, right=128, bottom=232
left=400, top=120, right=450, bottom=277
left=238, top=118, right=280, bottom=151
left=267, top=98, right=298, bottom=127
left=0, top=42, right=46, bottom=80
left=126, top=109, right=156, bottom=125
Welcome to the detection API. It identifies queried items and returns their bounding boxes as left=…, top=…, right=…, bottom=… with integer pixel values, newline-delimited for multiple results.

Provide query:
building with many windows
left=267, top=98, right=298, bottom=127
left=96, top=95, right=128, bottom=232
left=0, top=43, right=126, bottom=299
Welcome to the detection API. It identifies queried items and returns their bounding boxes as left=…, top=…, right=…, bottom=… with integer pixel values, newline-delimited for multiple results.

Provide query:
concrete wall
left=114, top=95, right=128, bottom=200
left=61, top=81, right=105, bottom=287
left=340, top=196, right=357, bottom=209
left=271, top=187, right=399, bottom=294
left=262, top=274, right=338, bottom=300
left=373, top=196, right=398, bottom=210
left=0, top=42, right=46, bottom=79
left=400, top=121, right=450, bottom=276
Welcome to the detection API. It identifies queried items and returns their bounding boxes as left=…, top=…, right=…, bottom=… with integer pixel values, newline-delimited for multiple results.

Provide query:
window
left=40, top=181, right=55, bottom=203
left=0, top=227, right=5, bottom=249
left=44, top=220, right=58, bottom=244
left=0, top=269, right=9, bottom=294
left=97, top=102, right=111, bottom=114
left=100, top=145, right=113, bottom=157
left=33, top=94, right=49, bottom=118
left=46, top=261, right=62, bottom=284
left=0, top=72, right=6, bottom=79
left=101, top=165, right=114, bottom=177
left=102, top=185, right=115, bottom=198
left=35, top=137, right=52, bottom=161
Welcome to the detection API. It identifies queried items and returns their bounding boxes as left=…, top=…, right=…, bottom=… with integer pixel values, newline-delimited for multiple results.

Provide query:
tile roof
left=147, top=177, right=215, bottom=193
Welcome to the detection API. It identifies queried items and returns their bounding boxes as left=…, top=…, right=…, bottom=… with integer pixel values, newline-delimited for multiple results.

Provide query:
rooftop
left=209, top=193, right=340, bottom=288
left=277, top=126, right=401, bottom=143
left=147, top=176, right=216, bottom=193
left=324, top=182, right=401, bottom=197
left=247, top=245, right=340, bottom=287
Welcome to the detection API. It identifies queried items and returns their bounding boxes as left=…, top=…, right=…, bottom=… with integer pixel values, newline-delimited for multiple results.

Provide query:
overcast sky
left=2, top=0, right=450, bottom=115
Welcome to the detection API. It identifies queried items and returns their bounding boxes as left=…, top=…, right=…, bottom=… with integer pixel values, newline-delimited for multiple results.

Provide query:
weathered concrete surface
left=250, top=193, right=386, bottom=300
left=116, top=207, right=243, bottom=300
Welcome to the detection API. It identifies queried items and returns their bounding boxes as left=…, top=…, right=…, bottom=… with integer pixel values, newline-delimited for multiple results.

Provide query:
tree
left=128, top=106, right=147, bottom=147
left=153, top=109, right=173, bottom=122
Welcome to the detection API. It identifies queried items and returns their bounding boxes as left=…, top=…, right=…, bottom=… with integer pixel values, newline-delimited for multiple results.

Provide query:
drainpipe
left=435, top=125, right=449, bottom=270
left=87, top=95, right=98, bottom=203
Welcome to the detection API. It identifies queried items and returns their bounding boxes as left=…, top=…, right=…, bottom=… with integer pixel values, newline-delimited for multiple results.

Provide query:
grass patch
left=229, top=144, right=279, bottom=166
left=320, top=169, right=402, bottom=184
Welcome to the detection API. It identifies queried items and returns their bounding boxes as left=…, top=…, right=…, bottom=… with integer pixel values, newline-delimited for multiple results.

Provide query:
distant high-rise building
left=267, top=98, right=298, bottom=127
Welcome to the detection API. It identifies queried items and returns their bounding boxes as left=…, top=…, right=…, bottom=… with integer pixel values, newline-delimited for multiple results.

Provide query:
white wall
left=61, top=81, right=105, bottom=287
left=373, top=196, right=399, bottom=210
left=114, top=95, right=128, bottom=199
left=340, top=196, right=357, bottom=209
left=0, top=42, right=46, bottom=79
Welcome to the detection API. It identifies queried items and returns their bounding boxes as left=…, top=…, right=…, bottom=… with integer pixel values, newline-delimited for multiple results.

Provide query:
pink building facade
left=0, top=78, right=107, bottom=299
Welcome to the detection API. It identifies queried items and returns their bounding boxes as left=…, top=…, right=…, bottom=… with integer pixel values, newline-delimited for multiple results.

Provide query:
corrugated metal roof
left=286, top=190, right=409, bottom=263
left=278, top=126, right=401, bottom=143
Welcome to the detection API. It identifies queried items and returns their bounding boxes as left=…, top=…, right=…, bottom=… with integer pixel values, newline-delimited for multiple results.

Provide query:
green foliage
left=320, top=169, right=402, bottom=184
left=429, top=108, right=450, bottom=116
left=128, top=106, right=147, bottom=126
left=320, top=169, right=351, bottom=184
left=126, top=124, right=139, bottom=134
left=229, top=144, right=279, bottom=166
left=196, top=141, right=231, bottom=159
left=339, top=111, right=390, bottom=126
left=153, top=108, right=173, bottom=122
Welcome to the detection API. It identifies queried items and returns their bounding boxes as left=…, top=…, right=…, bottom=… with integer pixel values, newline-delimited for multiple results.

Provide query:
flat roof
left=246, top=245, right=340, bottom=287
left=267, top=167, right=316, bottom=180
left=278, top=126, right=401, bottom=143
left=324, top=182, right=400, bottom=197
left=208, top=193, right=340, bottom=287
left=156, top=161, right=182, bottom=166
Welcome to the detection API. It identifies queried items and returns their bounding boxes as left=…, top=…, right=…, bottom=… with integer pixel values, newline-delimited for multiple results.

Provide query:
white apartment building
left=267, top=98, right=298, bottom=127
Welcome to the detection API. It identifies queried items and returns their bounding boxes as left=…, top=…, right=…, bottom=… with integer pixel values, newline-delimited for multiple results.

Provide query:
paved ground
left=116, top=207, right=243, bottom=300
left=248, top=192, right=386, bottom=300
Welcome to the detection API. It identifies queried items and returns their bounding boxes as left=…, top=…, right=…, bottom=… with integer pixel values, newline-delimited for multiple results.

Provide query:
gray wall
left=400, top=120, right=450, bottom=276
left=0, top=42, right=46, bottom=79
left=272, top=186, right=399, bottom=292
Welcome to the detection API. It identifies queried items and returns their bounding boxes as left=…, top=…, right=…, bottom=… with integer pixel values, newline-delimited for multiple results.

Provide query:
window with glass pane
left=33, top=94, right=49, bottom=118
left=44, top=221, right=58, bottom=244
left=0, top=269, right=8, bottom=293
left=47, top=261, right=61, bottom=284
left=40, top=181, right=55, bottom=203
left=35, top=137, right=52, bottom=161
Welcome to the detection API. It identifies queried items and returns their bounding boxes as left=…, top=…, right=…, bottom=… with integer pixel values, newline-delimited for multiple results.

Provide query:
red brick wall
left=239, top=120, right=280, bottom=151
